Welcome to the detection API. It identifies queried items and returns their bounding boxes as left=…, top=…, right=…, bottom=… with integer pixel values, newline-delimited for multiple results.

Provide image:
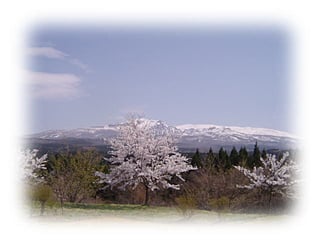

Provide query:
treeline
left=191, top=142, right=275, bottom=170
left=178, top=143, right=297, bottom=213
left=27, top=143, right=297, bottom=215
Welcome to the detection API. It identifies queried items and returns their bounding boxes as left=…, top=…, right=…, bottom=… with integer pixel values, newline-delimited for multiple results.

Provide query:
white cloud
left=27, top=47, right=91, bottom=73
left=68, top=58, right=91, bottom=73
left=26, top=71, right=82, bottom=99
left=27, top=47, right=68, bottom=59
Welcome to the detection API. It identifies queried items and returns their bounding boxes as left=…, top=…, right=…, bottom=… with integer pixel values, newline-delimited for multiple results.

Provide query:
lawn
left=27, top=202, right=291, bottom=225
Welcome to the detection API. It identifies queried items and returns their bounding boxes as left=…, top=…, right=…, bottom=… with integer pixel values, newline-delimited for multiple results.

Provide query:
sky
left=25, top=25, right=291, bottom=134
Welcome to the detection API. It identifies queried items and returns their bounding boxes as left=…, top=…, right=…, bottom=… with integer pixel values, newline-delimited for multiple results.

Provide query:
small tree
left=21, top=148, right=47, bottom=185
left=261, top=149, right=267, bottom=160
left=96, top=117, right=196, bottom=205
left=252, top=141, right=261, bottom=167
left=175, top=194, right=197, bottom=218
left=48, top=150, right=103, bottom=210
left=204, top=148, right=215, bottom=171
left=229, top=146, right=239, bottom=166
left=191, top=148, right=202, bottom=168
left=31, top=184, right=54, bottom=216
left=235, top=152, right=297, bottom=210
left=218, top=147, right=230, bottom=171
left=239, top=147, right=248, bottom=167
left=21, top=149, right=49, bottom=215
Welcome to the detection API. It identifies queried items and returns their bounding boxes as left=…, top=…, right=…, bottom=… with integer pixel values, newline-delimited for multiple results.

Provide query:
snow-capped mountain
left=30, top=125, right=118, bottom=140
left=27, top=118, right=298, bottom=151
left=175, top=124, right=297, bottom=151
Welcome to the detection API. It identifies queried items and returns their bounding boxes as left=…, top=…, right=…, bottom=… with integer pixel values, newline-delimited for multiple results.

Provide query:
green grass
left=28, top=202, right=291, bottom=224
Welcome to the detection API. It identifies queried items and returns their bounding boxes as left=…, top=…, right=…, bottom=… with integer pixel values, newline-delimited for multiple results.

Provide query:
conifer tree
left=277, top=152, right=284, bottom=161
left=229, top=146, right=239, bottom=166
left=205, top=148, right=215, bottom=171
left=261, top=149, right=267, bottom=160
left=191, top=148, right=202, bottom=168
left=252, top=141, right=262, bottom=167
left=219, top=147, right=231, bottom=171
left=218, top=147, right=226, bottom=168
left=224, top=150, right=232, bottom=170
left=239, top=146, right=248, bottom=167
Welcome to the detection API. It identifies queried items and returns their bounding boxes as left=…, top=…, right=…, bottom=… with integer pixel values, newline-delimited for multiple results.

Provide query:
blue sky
left=26, top=26, right=290, bottom=133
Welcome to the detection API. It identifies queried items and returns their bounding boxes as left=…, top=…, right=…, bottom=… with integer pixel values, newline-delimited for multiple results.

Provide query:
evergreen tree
left=204, top=148, right=215, bottom=171
left=218, top=147, right=231, bottom=171
left=247, top=155, right=254, bottom=169
left=224, top=150, right=232, bottom=170
left=252, top=141, right=262, bottom=167
left=213, top=152, right=220, bottom=172
left=261, top=149, right=267, bottom=160
left=191, top=148, right=202, bottom=168
left=239, top=146, right=248, bottom=167
left=218, top=147, right=226, bottom=169
left=277, top=152, right=284, bottom=161
left=229, top=146, right=239, bottom=166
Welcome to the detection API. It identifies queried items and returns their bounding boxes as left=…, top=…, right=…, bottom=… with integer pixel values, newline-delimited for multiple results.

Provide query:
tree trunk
left=268, top=188, right=272, bottom=212
left=144, top=184, right=149, bottom=206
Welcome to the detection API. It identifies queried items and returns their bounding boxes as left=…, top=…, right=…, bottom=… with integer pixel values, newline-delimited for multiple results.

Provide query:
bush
left=31, top=184, right=54, bottom=215
left=175, top=195, right=197, bottom=218
left=209, top=196, right=230, bottom=213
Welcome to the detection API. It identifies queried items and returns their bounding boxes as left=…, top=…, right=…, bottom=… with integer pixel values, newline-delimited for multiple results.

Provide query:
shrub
left=31, top=184, right=54, bottom=215
left=175, top=195, right=197, bottom=218
left=209, top=196, right=230, bottom=213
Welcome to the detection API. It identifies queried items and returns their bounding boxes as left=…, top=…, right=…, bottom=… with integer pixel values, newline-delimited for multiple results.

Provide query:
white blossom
left=96, top=118, right=196, bottom=193
left=21, top=148, right=47, bottom=184
left=234, top=152, right=298, bottom=197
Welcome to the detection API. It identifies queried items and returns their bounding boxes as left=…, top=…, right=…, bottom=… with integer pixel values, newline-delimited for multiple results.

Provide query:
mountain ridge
left=26, top=118, right=298, bottom=152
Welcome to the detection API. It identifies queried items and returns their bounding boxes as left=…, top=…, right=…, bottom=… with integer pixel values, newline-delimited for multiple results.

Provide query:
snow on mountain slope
left=176, top=124, right=296, bottom=138
left=30, top=126, right=118, bottom=139
left=28, top=118, right=298, bottom=150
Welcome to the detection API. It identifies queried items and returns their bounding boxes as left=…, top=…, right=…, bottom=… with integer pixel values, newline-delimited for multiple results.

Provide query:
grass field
left=26, top=202, right=291, bottom=225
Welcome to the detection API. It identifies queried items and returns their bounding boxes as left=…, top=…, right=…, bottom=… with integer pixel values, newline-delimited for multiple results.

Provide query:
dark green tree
left=229, top=146, right=239, bottom=166
left=261, top=149, right=267, bottom=160
left=218, top=147, right=225, bottom=168
left=239, top=146, right=248, bottom=167
left=277, top=152, right=284, bottom=161
left=224, top=152, right=232, bottom=170
left=204, top=148, right=216, bottom=171
left=218, top=147, right=231, bottom=171
left=191, top=148, right=202, bottom=168
left=252, top=141, right=262, bottom=167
